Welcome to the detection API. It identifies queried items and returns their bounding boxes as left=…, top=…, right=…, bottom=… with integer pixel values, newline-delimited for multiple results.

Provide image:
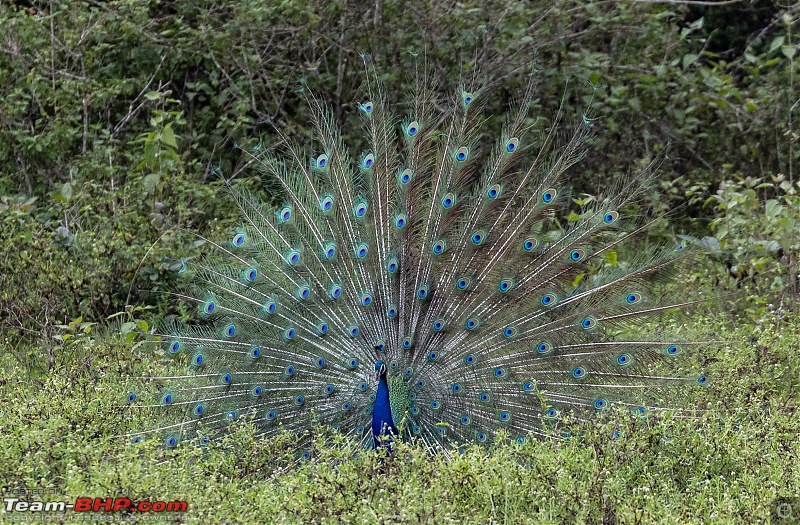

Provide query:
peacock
left=125, top=73, right=708, bottom=456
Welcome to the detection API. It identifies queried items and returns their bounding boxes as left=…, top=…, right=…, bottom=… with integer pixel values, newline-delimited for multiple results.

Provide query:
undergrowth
left=1, top=312, right=798, bottom=524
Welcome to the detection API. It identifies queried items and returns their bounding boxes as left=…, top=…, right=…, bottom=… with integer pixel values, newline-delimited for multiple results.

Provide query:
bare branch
left=111, top=56, right=167, bottom=138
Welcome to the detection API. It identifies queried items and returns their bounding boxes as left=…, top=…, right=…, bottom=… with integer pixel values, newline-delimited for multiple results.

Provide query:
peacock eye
left=542, top=188, right=557, bottom=203
left=522, top=238, right=537, bottom=252
left=361, top=152, right=375, bottom=169
left=320, top=194, right=334, bottom=211
left=285, top=249, right=301, bottom=266
left=360, top=292, right=372, bottom=306
left=399, top=168, right=414, bottom=185
left=277, top=206, right=292, bottom=223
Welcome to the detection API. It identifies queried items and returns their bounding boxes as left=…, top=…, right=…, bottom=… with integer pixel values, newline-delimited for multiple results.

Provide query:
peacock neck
left=371, top=373, right=396, bottom=448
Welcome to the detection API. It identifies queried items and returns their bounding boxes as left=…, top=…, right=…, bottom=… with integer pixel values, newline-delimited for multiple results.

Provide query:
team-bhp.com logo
left=4, top=495, right=187, bottom=514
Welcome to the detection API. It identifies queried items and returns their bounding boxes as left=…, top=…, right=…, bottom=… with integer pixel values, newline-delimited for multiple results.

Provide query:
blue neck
left=371, top=374, right=396, bottom=449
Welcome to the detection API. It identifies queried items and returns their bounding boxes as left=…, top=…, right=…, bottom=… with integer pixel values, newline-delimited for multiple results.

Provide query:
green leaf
left=604, top=251, right=618, bottom=266
left=144, top=91, right=161, bottom=101
left=781, top=45, right=797, bottom=59
left=53, top=182, right=72, bottom=204
left=143, top=173, right=160, bottom=194
left=161, top=125, right=178, bottom=149
left=765, top=199, right=782, bottom=219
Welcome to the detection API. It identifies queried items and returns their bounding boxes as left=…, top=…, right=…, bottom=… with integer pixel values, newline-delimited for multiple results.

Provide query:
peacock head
left=374, top=360, right=387, bottom=379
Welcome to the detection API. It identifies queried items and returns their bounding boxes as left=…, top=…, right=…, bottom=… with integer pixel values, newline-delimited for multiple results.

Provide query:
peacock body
left=127, top=76, right=707, bottom=455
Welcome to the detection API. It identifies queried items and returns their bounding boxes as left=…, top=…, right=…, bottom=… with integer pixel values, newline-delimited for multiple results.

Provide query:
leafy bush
left=1, top=313, right=798, bottom=523
left=704, top=174, right=800, bottom=313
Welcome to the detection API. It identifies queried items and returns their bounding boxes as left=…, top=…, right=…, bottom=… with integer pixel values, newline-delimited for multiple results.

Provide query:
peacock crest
left=125, top=73, right=708, bottom=455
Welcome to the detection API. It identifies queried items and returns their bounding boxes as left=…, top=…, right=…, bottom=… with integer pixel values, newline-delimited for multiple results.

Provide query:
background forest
left=1, top=0, right=799, bottom=523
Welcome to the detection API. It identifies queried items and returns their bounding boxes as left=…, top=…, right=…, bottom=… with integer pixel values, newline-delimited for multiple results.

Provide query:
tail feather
left=124, top=73, right=709, bottom=455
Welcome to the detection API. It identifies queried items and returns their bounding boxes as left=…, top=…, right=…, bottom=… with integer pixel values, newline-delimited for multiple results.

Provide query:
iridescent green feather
left=388, top=375, right=410, bottom=434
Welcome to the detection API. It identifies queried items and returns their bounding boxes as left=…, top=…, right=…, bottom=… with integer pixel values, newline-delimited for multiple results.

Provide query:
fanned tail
left=123, top=70, right=709, bottom=455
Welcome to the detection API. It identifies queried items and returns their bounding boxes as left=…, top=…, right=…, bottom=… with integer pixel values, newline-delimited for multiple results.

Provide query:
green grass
left=1, top=313, right=798, bottom=524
